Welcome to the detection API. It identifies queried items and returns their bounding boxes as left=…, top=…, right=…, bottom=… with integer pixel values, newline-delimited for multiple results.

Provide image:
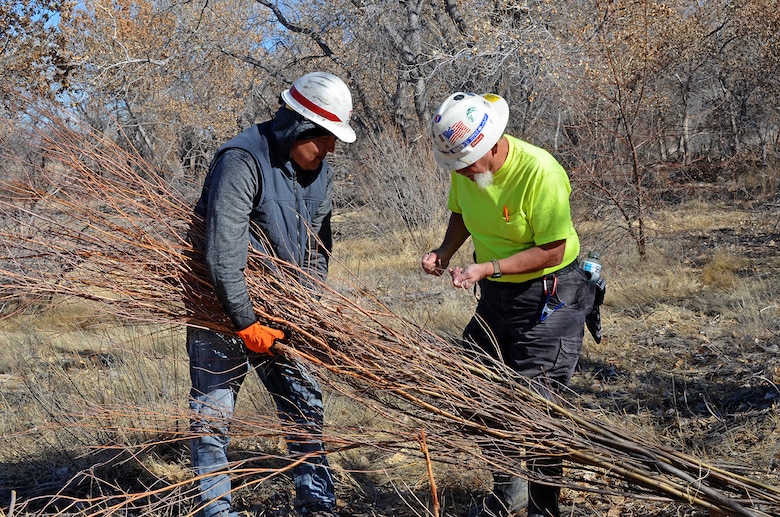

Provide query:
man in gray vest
left=188, top=72, right=356, bottom=517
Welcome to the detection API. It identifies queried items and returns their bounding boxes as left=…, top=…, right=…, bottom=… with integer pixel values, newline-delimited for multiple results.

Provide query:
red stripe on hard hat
left=290, top=85, right=342, bottom=122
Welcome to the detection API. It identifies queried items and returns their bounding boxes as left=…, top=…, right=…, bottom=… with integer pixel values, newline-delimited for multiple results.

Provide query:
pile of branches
left=1, top=105, right=779, bottom=517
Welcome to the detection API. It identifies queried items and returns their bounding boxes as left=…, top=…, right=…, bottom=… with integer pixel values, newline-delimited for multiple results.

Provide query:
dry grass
left=569, top=198, right=780, bottom=493
left=1, top=105, right=780, bottom=517
left=701, top=249, right=750, bottom=289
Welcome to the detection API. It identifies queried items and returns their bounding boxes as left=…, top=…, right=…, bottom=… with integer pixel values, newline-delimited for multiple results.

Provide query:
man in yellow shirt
left=421, top=92, right=596, bottom=517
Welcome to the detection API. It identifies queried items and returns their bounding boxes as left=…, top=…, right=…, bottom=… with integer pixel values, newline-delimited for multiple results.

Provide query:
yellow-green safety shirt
left=447, top=135, right=580, bottom=283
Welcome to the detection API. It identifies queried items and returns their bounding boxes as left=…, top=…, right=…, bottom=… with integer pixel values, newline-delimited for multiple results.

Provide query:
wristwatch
left=490, top=259, right=502, bottom=278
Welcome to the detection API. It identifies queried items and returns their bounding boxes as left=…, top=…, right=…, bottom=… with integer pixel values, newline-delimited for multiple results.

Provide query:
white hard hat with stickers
left=431, top=92, right=509, bottom=170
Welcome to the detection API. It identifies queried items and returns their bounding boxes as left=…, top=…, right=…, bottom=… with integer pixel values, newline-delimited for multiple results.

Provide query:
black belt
left=481, top=259, right=580, bottom=290
left=551, top=259, right=580, bottom=276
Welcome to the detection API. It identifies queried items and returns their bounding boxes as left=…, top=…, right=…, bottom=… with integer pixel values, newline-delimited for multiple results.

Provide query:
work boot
left=300, top=503, right=338, bottom=517
left=467, top=493, right=511, bottom=517
left=527, top=481, right=560, bottom=517
left=493, top=474, right=528, bottom=512
left=468, top=474, right=529, bottom=517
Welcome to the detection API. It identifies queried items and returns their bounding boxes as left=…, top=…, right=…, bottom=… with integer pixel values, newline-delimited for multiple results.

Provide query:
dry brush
left=1, top=106, right=779, bottom=516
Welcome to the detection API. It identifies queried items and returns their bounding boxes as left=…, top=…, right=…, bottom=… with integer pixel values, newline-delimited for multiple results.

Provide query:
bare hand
left=448, top=263, right=483, bottom=289
left=421, top=250, right=448, bottom=276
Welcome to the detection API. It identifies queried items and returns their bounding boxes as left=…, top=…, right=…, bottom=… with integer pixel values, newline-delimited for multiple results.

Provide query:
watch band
left=491, top=259, right=502, bottom=278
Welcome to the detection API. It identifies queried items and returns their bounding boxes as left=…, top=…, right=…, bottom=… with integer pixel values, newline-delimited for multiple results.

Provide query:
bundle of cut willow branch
left=1, top=106, right=778, bottom=517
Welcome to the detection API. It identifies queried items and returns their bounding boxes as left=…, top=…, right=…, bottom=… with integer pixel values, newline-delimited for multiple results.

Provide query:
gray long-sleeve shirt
left=194, top=122, right=333, bottom=330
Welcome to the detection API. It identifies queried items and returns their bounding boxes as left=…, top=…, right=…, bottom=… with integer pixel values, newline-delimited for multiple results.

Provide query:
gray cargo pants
left=463, top=263, right=592, bottom=517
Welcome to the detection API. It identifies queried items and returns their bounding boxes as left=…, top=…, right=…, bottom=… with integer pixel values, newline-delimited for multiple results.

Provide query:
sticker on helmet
left=483, top=94, right=501, bottom=103
left=444, top=113, right=489, bottom=154
left=444, top=121, right=470, bottom=144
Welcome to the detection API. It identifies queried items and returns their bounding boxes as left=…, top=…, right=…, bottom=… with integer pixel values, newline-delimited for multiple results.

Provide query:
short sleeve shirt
left=447, top=135, right=580, bottom=283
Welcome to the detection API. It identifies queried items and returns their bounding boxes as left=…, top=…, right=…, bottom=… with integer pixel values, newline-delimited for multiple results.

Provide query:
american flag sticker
left=445, top=121, right=471, bottom=143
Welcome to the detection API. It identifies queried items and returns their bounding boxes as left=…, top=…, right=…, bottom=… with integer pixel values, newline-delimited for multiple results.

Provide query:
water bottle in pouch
left=582, top=251, right=602, bottom=282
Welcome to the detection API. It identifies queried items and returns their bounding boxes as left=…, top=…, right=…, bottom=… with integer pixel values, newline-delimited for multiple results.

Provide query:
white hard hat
left=431, top=92, right=509, bottom=170
left=281, top=72, right=356, bottom=143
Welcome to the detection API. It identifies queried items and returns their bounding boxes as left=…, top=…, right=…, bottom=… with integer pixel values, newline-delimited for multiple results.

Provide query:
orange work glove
left=236, top=322, right=285, bottom=355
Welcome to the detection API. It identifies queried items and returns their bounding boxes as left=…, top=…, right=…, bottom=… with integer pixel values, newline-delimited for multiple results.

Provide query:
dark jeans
left=464, top=265, right=592, bottom=517
left=187, top=327, right=335, bottom=517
